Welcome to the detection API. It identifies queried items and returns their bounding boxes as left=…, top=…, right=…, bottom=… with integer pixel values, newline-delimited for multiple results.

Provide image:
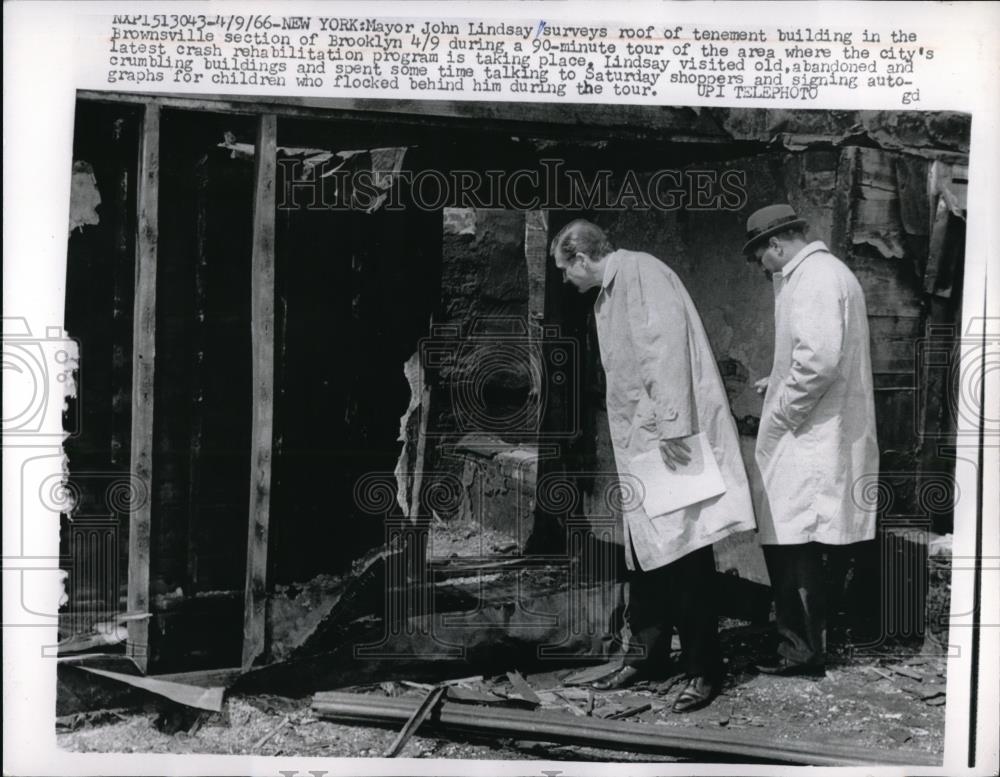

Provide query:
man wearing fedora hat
left=742, top=204, right=879, bottom=677
left=550, top=219, right=756, bottom=712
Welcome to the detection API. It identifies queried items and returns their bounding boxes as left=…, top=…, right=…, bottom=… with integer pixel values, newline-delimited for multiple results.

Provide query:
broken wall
left=63, top=101, right=142, bottom=640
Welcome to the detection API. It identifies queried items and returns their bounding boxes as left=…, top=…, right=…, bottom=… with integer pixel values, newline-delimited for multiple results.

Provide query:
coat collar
left=600, top=249, right=622, bottom=291
left=776, top=240, right=828, bottom=280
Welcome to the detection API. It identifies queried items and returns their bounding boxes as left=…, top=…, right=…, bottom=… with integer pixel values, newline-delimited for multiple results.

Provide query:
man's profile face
left=555, top=249, right=593, bottom=292
left=753, top=240, right=782, bottom=274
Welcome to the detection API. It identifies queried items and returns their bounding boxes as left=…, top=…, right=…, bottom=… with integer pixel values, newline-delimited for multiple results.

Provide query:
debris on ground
left=55, top=515, right=949, bottom=762
left=59, top=648, right=947, bottom=761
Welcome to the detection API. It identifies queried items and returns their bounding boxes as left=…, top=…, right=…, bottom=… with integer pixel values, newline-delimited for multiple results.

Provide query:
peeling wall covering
left=443, top=207, right=477, bottom=236
left=710, top=109, right=970, bottom=156
left=854, top=151, right=904, bottom=256
left=394, top=352, right=425, bottom=517
left=69, top=161, right=102, bottom=233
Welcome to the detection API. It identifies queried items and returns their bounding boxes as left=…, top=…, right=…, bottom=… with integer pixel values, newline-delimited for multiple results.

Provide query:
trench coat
left=754, top=241, right=879, bottom=546
left=594, top=250, right=756, bottom=572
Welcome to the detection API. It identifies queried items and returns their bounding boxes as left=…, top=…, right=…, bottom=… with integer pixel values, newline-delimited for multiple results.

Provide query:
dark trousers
left=623, top=544, right=721, bottom=680
left=763, top=542, right=827, bottom=666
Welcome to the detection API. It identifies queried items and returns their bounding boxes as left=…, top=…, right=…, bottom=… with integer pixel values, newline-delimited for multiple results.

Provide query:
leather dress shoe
left=591, top=665, right=643, bottom=691
left=756, top=658, right=826, bottom=678
left=672, top=676, right=717, bottom=713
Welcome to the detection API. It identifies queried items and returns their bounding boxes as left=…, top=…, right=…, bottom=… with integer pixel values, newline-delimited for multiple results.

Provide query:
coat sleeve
left=625, top=259, right=694, bottom=440
left=772, top=267, right=845, bottom=431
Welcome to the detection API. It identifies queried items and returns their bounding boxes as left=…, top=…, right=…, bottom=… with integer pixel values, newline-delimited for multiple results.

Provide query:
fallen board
left=312, top=690, right=940, bottom=767
left=77, top=667, right=226, bottom=712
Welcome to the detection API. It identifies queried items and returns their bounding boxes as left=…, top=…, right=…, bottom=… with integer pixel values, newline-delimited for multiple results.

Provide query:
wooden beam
left=524, top=210, right=549, bottom=325
left=75, top=90, right=734, bottom=144
left=242, top=113, right=278, bottom=670
left=76, top=93, right=972, bottom=162
left=127, top=102, right=160, bottom=672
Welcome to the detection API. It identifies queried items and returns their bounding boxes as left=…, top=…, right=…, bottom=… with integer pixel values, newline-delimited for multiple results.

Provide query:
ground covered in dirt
left=58, top=645, right=946, bottom=762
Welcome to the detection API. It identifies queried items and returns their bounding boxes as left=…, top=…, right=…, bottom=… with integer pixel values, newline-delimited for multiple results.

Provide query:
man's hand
left=659, top=437, right=692, bottom=471
left=754, top=377, right=769, bottom=396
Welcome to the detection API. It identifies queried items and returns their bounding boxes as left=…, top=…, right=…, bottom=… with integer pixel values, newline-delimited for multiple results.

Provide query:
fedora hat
left=742, top=204, right=808, bottom=255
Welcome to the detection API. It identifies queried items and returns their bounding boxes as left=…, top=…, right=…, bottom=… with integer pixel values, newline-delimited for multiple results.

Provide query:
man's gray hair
left=550, top=219, right=614, bottom=260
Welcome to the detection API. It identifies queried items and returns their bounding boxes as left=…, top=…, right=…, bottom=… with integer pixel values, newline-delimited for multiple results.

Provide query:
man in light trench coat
left=743, top=204, right=879, bottom=677
left=551, top=219, right=756, bottom=712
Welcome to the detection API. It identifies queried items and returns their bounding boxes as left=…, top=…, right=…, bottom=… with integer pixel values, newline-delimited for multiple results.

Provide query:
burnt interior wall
left=268, top=119, right=443, bottom=587
left=62, top=101, right=142, bottom=636
left=148, top=109, right=257, bottom=670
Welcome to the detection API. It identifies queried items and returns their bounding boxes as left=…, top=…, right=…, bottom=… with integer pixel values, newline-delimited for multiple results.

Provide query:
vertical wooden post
left=127, top=102, right=160, bottom=671
left=242, top=114, right=277, bottom=669
left=524, top=210, right=549, bottom=432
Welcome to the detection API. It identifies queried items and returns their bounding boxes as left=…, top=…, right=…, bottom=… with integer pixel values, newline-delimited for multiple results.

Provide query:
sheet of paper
left=628, top=432, right=726, bottom=517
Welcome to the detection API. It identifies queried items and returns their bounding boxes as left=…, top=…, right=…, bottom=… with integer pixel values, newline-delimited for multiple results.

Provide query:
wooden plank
left=242, top=113, right=278, bottom=670
left=126, top=102, right=160, bottom=672
left=924, top=197, right=952, bottom=295
left=312, top=691, right=941, bottom=766
left=148, top=666, right=243, bottom=689
left=383, top=685, right=446, bottom=757
left=524, top=210, right=549, bottom=323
